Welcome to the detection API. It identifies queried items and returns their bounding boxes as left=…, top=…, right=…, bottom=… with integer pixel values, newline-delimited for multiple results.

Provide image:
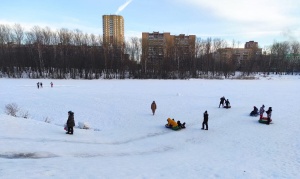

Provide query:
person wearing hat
left=151, top=101, right=157, bottom=115
left=266, top=107, right=272, bottom=125
left=201, top=110, right=209, bottom=130
left=66, top=111, right=75, bottom=134
left=259, top=105, right=265, bottom=119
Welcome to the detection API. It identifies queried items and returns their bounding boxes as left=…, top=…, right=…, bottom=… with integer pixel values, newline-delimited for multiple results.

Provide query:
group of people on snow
left=219, top=96, right=231, bottom=108
left=166, top=118, right=186, bottom=129
left=37, top=82, right=43, bottom=89
left=250, top=104, right=272, bottom=125
left=36, top=82, right=54, bottom=88
left=64, top=96, right=272, bottom=136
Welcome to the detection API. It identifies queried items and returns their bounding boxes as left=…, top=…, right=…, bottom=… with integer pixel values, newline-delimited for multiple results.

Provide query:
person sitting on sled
left=224, top=99, right=231, bottom=108
left=250, top=106, right=259, bottom=116
left=167, top=118, right=178, bottom=128
left=177, top=120, right=186, bottom=128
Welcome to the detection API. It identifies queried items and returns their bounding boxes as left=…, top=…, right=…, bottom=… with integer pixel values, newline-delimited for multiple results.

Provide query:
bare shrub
left=19, top=110, right=30, bottom=118
left=5, top=103, right=19, bottom=117
left=44, top=117, right=52, bottom=123
left=4, top=103, right=30, bottom=118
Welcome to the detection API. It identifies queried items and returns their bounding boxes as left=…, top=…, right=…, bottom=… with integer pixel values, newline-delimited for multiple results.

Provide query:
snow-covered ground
left=1, top=74, right=300, bottom=179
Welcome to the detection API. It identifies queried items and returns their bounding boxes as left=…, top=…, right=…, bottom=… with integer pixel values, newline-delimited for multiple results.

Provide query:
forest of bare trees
left=0, top=24, right=299, bottom=79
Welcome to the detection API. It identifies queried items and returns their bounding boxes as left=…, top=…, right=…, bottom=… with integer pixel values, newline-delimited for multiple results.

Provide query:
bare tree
left=12, top=24, right=24, bottom=45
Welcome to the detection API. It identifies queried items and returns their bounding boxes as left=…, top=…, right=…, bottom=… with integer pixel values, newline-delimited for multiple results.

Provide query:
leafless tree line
left=0, top=23, right=300, bottom=79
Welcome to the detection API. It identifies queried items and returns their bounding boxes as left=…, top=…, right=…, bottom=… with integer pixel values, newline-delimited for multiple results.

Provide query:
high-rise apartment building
left=102, top=15, right=124, bottom=46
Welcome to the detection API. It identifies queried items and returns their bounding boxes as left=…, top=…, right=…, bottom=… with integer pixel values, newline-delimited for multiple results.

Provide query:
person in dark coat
left=250, top=106, right=259, bottom=116
left=201, top=110, right=208, bottom=130
left=266, top=107, right=272, bottom=125
left=66, top=111, right=75, bottom=134
left=151, top=101, right=157, bottom=115
left=177, top=120, right=186, bottom=128
left=219, top=96, right=225, bottom=108
left=224, top=99, right=231, bottom=108
left=37, top=82, right=39, bottom=89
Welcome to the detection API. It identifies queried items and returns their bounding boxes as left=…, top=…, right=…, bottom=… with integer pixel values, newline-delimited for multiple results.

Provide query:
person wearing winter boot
left=219, top=96, right=225, bottom=108
left=66, top=111, right=75, bottom=134
left=201, top=110, right=208, bottom=130
left=266, top=107, right=272, bottom=125
left=259, top=105, right=265, bottom=119
left=151, top=101, right=157, bottom=115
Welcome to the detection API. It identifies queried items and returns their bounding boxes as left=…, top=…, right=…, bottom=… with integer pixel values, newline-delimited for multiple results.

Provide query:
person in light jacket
left=259, top=105, right=265, bottom=119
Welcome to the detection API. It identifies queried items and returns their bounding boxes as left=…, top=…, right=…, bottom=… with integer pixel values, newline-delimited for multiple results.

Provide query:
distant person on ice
left=266, top=107, right=272, bottom=125
left=224, top=99, right=231, bottom=108
left=50, top=82, right=53, bottom=88
left=219, top=96, right=226, bottom=108
left=66, top=111, right=75, bottom=134
left=201, top=110, right=208, bottom=130
left=259, top=105, right=265, bottom=119
left=250, top=106, right=259, bottom=116
left=40, top=82, right=43, bottom=88
left=37, top=82, right=39, bottom=89
left=151, top=101, right=157, bottom=115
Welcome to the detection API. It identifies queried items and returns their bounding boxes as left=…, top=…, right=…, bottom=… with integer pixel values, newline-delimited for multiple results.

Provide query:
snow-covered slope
left=0, top=75, right=299, bottom=178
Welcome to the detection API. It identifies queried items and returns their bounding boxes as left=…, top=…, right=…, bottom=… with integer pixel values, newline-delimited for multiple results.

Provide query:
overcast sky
left=1, top=0, right=299, bottom=47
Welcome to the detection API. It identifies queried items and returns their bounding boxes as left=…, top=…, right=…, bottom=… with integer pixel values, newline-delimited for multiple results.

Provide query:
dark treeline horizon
left=0, top=23, right=300, bottom=79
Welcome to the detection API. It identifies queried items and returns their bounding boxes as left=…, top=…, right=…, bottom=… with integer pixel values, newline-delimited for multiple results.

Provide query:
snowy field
left=1, top=74, right=300, bottom=179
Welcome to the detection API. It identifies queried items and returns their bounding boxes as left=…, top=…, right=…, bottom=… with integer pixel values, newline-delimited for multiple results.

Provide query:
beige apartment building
left=142, top=31, right=196, bottom=61
left=216, top=41, right=262, bottom=61
left=102, top=15, right=124, bottom=46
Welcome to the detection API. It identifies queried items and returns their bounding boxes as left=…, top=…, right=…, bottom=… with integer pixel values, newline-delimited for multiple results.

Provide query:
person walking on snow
left=66, top=111, right=75, bottom=134
left=201, top=110, right=208, bottom=130
left=266, top=107, right=272, bottom=125
left=50, top=82, right=53, bottom=88
left=37, top=82, right=39, bottom=89
left=219, top=96, right=225, bottom=108
left=259, top=105, right=265, bottom=119
left=151, top=101, right=157, bottom=115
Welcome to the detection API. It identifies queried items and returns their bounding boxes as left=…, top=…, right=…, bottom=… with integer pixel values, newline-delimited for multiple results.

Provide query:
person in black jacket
left=66, top=111, right=75, bottom=134
left=201, top=110, right=208, bottom=130
left=219, top=96, right=225, bottom=108
left=250, top=106, right=259, bottom=116
left=224, top=99, right=231, bottom=108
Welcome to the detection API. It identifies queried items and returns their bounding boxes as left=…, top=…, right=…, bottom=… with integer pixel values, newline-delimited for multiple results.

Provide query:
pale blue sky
left=1, top=0, right=300, bottom=47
